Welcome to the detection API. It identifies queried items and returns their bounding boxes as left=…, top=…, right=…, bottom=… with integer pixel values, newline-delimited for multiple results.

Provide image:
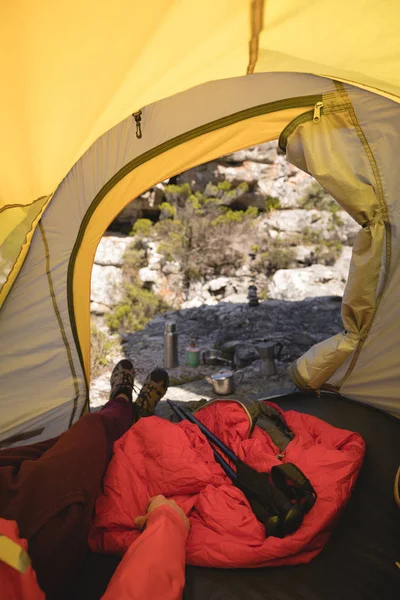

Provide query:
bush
left=106, top=282, right=170, bottom=333
left=251, top=237, right=296, bottom=276
left=265, top=196, right=280, bottom=212
left=211, top=206, right=257, bottom=226
left=314, top=240, right=343, bottom=265
left=302, top=226, right=324, bottom=245
left=160, top=201, right=177, bottom=219
left=130, top=218, right=153, bottom=237
left=164, top=183, right=191, bottom=204
left=91, top=325, right=117, bottom=378
left=121, top=245, right=147, bottom=280
left=217, top=180, right=232, bottom=191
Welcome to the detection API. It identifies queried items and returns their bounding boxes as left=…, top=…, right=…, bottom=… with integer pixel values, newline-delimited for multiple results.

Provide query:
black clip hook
left=132, top=110, right=142, bottom=139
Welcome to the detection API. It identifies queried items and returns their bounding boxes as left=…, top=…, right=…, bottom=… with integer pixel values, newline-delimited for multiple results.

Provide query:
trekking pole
left=167, top=400, right=304, bottom=537
left=167, top=400, right=237, bottom=480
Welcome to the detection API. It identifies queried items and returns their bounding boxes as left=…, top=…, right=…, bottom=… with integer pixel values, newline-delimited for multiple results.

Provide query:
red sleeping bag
left=89, top=400, right=365, bottom=567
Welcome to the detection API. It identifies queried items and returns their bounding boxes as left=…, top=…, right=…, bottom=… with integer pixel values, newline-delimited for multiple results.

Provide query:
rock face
left=90, top=235, right=131, bottom=313
left=110, top=142, right=350, bottom=229
left=268, top=264, right=345, bottom=301
left=263, top=209, right=359, bottom=245
left=93, top=235, right=132, bottom=267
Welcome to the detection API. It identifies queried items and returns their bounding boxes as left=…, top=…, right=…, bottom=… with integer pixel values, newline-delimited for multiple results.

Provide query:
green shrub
left=217, top=180, right=232, bottom=191
left=160, top=201, right=177, bottom=219
left=237, top=182, right=249, bottom=193
left=211, top=209, right=244, bottom=226
left=187, top=194, right=204, bottom=213
left=245, top=206, right=258, bottom=218
left=265, top=196, right=280, bottom=212
left=211, top=206, right=257, bottom=226
left=314, top=240, right=343, bottom=265
left=106, top=282, right=170, bottom=333
left=91, top=325, right=117, bottom=378
left=130, top=218, right=153, bottom=237
left=302, top=226, right=324, bottom=245
left=251, top=237, right=296, bottom=276
left=203, top=196, right=222, bottom=205
left=330, top=212, right=344, bottom=227
left=164, top=183, right=192, bottom=204
left=263, top=246, right=296, bottom=273
left=204, top=182, right=219, bottom=197
left=121, top=245, right=147, bottom=280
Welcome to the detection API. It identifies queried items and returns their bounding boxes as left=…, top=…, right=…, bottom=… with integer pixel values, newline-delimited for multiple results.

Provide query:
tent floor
left=68, top=392, right=400, bottom=600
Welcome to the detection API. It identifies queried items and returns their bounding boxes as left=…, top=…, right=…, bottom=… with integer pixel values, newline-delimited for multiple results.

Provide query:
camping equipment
left=206, top=369, right=244, bottom=395
left=202, top=349, right=231, bottom=367
left=186, top=339, right=201, bottom=368
left=257, top=342, right=283, bottom=376
left=164, top=322, right=179, bottom=368
left=167, top=399, right=317, bottom=538
left=71, top=392, right=397, bottom=600
left=89, top=395, right=365, bottom=572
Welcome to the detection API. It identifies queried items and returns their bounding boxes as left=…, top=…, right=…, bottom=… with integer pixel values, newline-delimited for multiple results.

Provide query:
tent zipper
left=278, top=101, right=324, bottom=152
left=132, top=111, right=142, bottom=139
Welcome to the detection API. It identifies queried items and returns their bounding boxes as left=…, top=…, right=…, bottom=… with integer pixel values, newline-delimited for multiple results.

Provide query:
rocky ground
left=90, top=296, right=342, bottom=407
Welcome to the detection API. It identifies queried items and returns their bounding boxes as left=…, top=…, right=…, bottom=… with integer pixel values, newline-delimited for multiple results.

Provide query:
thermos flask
left=164, top=322, right=179, bottom=368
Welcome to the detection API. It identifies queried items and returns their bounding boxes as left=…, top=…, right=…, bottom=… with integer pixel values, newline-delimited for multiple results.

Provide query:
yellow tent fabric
left=1, top=0, right=400, bottom=307
left=1, top=0, right=400, bottom=210
left=1, top=1, right=400, bottom=444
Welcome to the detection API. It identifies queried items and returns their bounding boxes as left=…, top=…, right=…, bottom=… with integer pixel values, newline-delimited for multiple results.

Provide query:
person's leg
left=0, top=360, right=170, bottom=599
left=0, top=360, right=137, bottom=598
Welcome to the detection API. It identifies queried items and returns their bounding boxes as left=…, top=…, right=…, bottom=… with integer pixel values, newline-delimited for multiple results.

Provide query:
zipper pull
left=275, top=453, right=285, bottom=461
left=132, top=110, right=143, bottom=139
left=313, top=101, right=323, bottom=123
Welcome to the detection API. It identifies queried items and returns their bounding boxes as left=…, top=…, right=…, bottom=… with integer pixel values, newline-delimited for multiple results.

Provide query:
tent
left=1, top=2, right=399, bottom=598
left=1, top=0, right=400, bottom=445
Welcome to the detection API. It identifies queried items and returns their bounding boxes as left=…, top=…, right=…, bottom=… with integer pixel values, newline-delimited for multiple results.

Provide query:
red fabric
left=0, top=396, right=133, bottom=599
left=102, top=505, right=187, bottom=600
left=89, top=401, right=365, bottom=568
left=0, top=519, right=44, bottom=600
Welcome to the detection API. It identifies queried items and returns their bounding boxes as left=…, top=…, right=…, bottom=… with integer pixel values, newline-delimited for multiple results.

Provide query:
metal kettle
left=206, top=369, right=244, bottom=395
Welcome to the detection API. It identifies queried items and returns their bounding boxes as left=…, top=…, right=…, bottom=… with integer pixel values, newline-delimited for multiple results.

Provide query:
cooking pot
left=202, top=349, right=231, bottom=367
left=206, top=369, right=244, bottom=395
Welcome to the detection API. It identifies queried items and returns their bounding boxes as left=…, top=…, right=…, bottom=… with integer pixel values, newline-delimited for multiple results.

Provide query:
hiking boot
left=135, top=368, right=169, bottom=415
left=109, top=359, right=135, bottom=401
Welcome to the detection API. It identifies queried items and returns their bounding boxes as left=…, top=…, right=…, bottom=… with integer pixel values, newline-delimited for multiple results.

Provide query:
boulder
left=206, top=277, right=230, bottom=294
left=268, top=264, right=346, bottom=301
left=334, top=246, right=352, bottom=282
left=293, top=245, right=317, bottom=264
left=91, top=264, right=123, bottom=306
left=217, top=161, right=270, bottom=183
left=90, top=302, right=111, bottom=315
left=94, top=235, right=132, bottom=267
left=263, top=209, right=360, bottom=245
left=138, top=267, right=161, bottom=285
